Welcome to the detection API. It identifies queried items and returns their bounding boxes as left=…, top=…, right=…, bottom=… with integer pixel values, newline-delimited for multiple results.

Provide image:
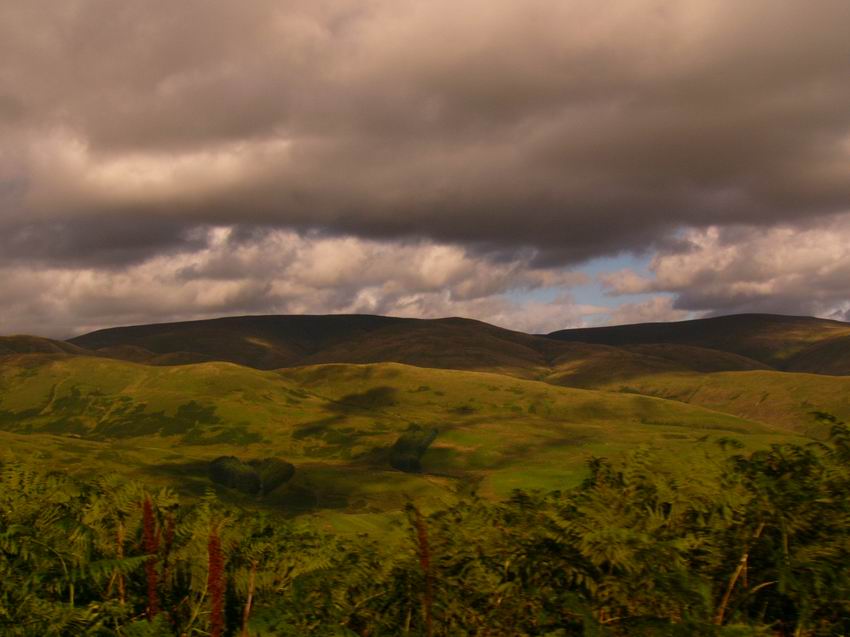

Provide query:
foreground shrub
left=248, top=457, right=295, bottom=494
left=2, top=425, right=849, bottom=635
left=209, top=456, right=262, bottom=494
left=208, top=456, right=295, bottom=495
left=390, top=424, right=438, bottom=472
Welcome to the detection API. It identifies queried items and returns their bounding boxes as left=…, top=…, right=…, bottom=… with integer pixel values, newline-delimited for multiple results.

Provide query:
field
left=5, top=312, right=849, bottom=536
left=3, top=313, right=850, bottom=634
left=0, top=352, right=802, bottom=535
left=592, top=369, right=850, bottom=434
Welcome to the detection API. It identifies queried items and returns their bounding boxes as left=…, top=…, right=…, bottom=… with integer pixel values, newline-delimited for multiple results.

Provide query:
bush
left=209, top=456, right=261, bottom=495
left=209, top=456, right=296, bottom=495
left=390, top=425, right=437, bottom=473
left=248, top=457, right=296, bottom=494
left=4, top=425, right=850, bottom=635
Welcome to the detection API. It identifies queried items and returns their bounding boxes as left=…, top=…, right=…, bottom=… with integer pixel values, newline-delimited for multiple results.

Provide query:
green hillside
left=67, top=313, right=613, bottom=375
left=590, top=369, right=850, bottom=435
left=542, top=341, right=768, bottom=388
left=549, top=313, right=850, bottom=372
left=0, top=335, right=92, bottom=357
left=0, top=354, right=792, bottom=523
left=787, top=333, right=850, bottom=375
left=66, top=314, right=774, bottom=382
left=69, top=314, right=567, bottom=370
left=4, top=312, right=847, bottom=535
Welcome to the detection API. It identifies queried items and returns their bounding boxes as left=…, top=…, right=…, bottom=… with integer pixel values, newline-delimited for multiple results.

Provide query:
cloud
left=605, top=295, right=690, bottom=326
left=2, top=0, right=850, bottom=268
left=2, top=1, right=850, bottom=331
left=598, top=269, right=653, bottom=296
left=601, top=213, right=850, bottom=319
left=0, top=229, right=589, bottom=337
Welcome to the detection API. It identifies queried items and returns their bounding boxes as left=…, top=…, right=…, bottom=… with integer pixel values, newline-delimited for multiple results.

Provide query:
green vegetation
left=209, top=456, right=262, bottom=494
left=3, top=426, right=850, bottom=635
left=549, top=313, right=850, bottom=372
left=209, top=456, right=295, bottom=495
left=389, top=425, right=438, bottom=472
left=0, top=356, right=792, bottom=515
left=3, top=313, right=850, bottom=633
left=594, top=369, right=850, bottom=435
left=251, top=457, right=297, bottom=494
left=61, top=313, right=850, bottom=377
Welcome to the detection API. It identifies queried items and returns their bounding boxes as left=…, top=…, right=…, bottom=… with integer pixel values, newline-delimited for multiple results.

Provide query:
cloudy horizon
left=2, top=0, right=850, bottom=337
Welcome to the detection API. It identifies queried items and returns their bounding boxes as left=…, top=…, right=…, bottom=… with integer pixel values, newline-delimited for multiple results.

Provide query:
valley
left=2, top=313, right=846, bottom=529
left=3, top=312, right=849, bottom=634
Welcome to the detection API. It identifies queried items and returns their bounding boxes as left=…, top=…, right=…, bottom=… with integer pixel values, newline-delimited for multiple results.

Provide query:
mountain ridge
left=2, top=312, right=845, bottom=379
left=62, top=312, right=792, bottom=380
left=548, top=312, right=850, bottom=373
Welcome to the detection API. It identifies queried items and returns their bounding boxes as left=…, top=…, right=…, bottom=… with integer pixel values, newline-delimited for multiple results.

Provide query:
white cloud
left=3, top=1, right=850, bottom=332
left=605, top=295, right=690, bottom=326
left=600, top=213, right=850, bottom=319
left=0, top=229, right=589, bottom=337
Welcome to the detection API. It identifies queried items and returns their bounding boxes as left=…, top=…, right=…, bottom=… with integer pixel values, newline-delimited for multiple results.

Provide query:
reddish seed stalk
left=208, top=525, right=226, bottom=637
left=241, top=559, right=257, bottom=637
left=117, top=519, right=126, bottom=605
left=414, top=508, right=433, bottom=637
left=142, top=495, right=159, bottom=619
left=161, top=513, right=176, bottom=583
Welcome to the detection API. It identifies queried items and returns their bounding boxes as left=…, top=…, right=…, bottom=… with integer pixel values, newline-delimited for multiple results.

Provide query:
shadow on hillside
left=140, top=454, right=471, bottom=516
left=326, top=386, right=399, bottom=412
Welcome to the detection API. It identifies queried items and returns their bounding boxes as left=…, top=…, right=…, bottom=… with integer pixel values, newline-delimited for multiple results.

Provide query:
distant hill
left=543, top=342, right=768, bottom=388
left=69, top=314, right=563, bottom=372
left=548, top=313, right=850, bottom=374
left=586, top=369, right=850, bottom=435
left=69, top=314, right=404, bottom=369
left=0, top=335, right=92, bottom=358
left=0, top=355, right=783, bottom=509
left=786, top=334, right=850, bottom=375
left=1, top=312, right=843, bottom=520
left=66, top=314, right=768, bottom=381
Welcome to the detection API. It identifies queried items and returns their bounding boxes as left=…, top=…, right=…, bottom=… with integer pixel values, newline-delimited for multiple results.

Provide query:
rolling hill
left=0, top=353, right=790, bottom=518
left=548, top=313, right=850, bottom=373
left=785, top=334, right=850, bottom=375
left=540, top=341, right=768, bottom=388
left=587, top=369, right=850, bottom=434
left=67, top=313, right=774, bottom=382
left=2, top=311, right=847, bottom=532
left=0, top=335, right=93, bottom=357
left=69, top=314, right=565, bottom=369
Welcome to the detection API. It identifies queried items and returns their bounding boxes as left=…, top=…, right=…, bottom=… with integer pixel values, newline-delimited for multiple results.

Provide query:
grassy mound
left=592, top=369, right=850, bottom=435
left=0, top=355, right=796, bottom=524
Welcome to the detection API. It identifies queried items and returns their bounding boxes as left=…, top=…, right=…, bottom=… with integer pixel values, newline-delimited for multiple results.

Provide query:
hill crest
left=548, top=313, right=850, bottom=373
left=0, top=312, right=840, bottom=379
left=62, top=313, right=786, bottom=380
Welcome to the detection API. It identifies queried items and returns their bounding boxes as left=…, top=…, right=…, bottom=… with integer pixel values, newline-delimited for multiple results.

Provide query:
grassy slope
left=549, top=313, right=850, bottom=370
left=67, top=314, right=608, bottom=374
left=66, top=314, right=772, bottom=385
left=71, top=315, right=560, bottom=369
left=787, top=334, right=850, bottom=375
left=0, top=335, right=92, bottom=357
left=542, top=342, right=768, bottom=388
left=0, top=355, right=792, bottom=528
left=591, top=370, right=850, bottom=435
left=67, top=315, right=489, bottom=369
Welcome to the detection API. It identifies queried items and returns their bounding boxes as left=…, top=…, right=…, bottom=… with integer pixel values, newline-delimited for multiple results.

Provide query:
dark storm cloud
left=3, top=0, right=850, bottom=336
left=0, top=218, right=209, bottom=267
left=2, top=0, right=850, bottom=267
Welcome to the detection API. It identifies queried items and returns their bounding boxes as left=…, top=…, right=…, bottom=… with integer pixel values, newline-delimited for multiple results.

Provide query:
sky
left=2, top=0, right=850, bottom=337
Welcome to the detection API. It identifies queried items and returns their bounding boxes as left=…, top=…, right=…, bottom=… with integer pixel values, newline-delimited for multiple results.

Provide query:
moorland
left=2, top=312, right=849, bottom=635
